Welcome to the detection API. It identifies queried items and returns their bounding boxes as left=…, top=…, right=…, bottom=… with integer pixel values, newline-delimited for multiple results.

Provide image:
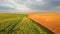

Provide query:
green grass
left=0, top=14, right=54, bottom=34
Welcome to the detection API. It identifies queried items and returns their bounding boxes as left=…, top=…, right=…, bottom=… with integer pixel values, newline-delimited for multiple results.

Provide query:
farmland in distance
left=0, top=14, right=53, bottom=34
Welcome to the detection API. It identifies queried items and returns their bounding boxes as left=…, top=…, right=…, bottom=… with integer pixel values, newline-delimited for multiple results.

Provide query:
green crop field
left=0, top=14, right=54, bottom=34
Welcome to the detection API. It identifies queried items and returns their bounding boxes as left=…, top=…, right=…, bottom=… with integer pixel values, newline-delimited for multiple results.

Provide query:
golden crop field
left=28, top=14, right=60, bottom=34
left=0, top=14, right=53, bottom=34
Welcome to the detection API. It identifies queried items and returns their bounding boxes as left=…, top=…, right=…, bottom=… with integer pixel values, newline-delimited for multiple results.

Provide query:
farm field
left=28, top=14, right=60, bottom=34
left=0, top=14, right=54, bottom=34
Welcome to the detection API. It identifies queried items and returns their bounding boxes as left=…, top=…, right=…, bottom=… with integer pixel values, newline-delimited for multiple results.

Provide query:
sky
left=0, top=0, right=60, bottom=13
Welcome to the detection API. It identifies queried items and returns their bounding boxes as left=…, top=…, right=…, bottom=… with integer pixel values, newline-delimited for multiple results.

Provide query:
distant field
left=28, top=14, right=60, bottom=34
left=0, top=14, right=53, bottom=34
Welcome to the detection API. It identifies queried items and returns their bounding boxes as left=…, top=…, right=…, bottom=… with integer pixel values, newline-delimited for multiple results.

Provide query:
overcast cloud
left=0, top=0, right=60, bottom=13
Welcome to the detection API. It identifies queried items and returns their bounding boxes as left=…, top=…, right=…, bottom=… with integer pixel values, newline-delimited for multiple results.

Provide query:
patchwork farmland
left=0, top=14, right=54, bottom=34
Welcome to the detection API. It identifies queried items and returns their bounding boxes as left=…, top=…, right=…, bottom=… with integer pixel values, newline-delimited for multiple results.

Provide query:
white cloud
left=18, top=5, right=30, bottom=10
left=57, top=6, right=60, bottom=9
left=0, top=0, right=30, bottom=10
left=0, top=0, right=60, bottom=13
left=35, top=0, right=43, bottom=2
left=0, top=0, right=32, bottom=13
left=35, top=0, right=46, bottom=5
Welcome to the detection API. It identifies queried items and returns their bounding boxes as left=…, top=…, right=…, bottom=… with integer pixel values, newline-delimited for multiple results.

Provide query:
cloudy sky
left=0, top=0, right=60, bottom=13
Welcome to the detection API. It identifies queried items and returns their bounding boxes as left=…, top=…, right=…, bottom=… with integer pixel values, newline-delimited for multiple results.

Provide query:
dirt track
left=28, top=14, right=60, bottom=34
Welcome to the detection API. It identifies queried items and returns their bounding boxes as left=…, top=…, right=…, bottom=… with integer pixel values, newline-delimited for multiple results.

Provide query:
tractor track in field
left=0, top=14, right=54, bottom=34
left=0, top=15, right=26, bottom=34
